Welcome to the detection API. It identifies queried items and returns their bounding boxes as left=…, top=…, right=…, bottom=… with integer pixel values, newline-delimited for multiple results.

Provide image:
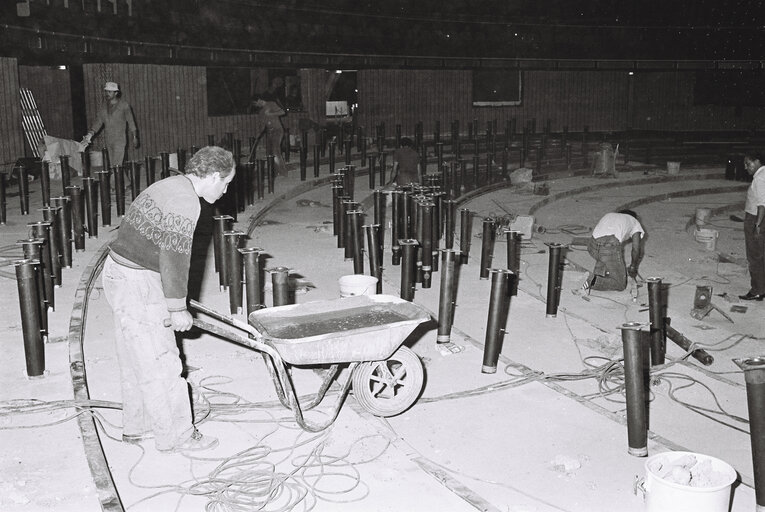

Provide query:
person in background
left=82, top=81, right=138, bottom=167
left=388, top=137, right=420, bottom=187
left=582, top=209, right=645, bottom=293
left=740, top=152, right=765, bottom=300
left=102, top=146, right=236, bottom=453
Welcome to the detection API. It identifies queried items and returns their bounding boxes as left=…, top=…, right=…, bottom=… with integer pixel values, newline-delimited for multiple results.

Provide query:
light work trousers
left=102, top=255, right=194, bottom=450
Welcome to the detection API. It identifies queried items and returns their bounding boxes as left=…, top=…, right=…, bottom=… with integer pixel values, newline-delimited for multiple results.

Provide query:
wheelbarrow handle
left=188, top=299, right=260, bottom=337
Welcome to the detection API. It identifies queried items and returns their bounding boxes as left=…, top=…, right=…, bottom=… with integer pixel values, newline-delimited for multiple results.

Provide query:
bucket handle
left=633, top=475, right=647, bottom=500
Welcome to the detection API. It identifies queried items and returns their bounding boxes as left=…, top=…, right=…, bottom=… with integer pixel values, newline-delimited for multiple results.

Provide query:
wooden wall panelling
left=0, top=57, right=25, bottom=171
left=18, top=65, right=74, bottom=141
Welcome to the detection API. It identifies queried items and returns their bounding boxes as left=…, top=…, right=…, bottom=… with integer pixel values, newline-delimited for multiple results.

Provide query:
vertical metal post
left=647, top=277, right=666, bottom=366
left=545, top=243, right=563, bottom=317
left=734, top=357, right=765, bottom=510
left=40, top=161, right=51, bottom=207
left=50, top=197, right=72, bottom=268
left=391, top=189, right=403, bottom=265
left=101, top=147, right=111, bottom=175
left=349, top=210, right=364, bottom=274
left=114, top=165, right=125, bottom=217
left=66, top=186, right=85, bottom=252
left=364, top=224, right=382, bottom=293
left=213, top=215, right=234, bottom=289
left=82, top=177, right=98, bottom=239
left=271, top=266, right=291, bottom=306
left=0, top=172, right=6, bottom=224
left=18, top=241, right=48, bottom=339
left=482, top=269, right=513, bottom=374
left=17, top=164, right=29, bottom=215
left=60, top=155, right=71, bottom=193
left=479, top=217, right=496, bottom=280
left=368, top=155, right=376, bottom=189
left=145, top=155, right=155, bottom=186
left=15, top=259, right=45, bottom=378
left=373, top=189, right=385, bottom=262
left=459, top=208, right=472, bottom=264
left=312, top=145, right=320, bottom=178
left=160, top=152, right=170, bottom=179
left=505, top=230, right=522, bottom=296
left=81, top=150, right=91, bottom=178
left=399, top=239, right=419, bottom=301
left=177, top=148, right=187, bottom=173
left=620, top=323, right=648, bottom=457
left=240, top=247, right=264, bottom=315
left=129, top=160, right=141, bottom=200
left=437, top=249, right=459, bottom=344
left=328, top=140, right=336, bottom=175
left=267, top=155, right=275, bottom=194
left=224, top=231, right=244, bottom=315
left=28, top=222, right=55, bottom=312
left=257, top=159, right=266, bottom=200
left=444, top=199, right=456, bottom=249
left=40, top=207, right=62, bottom=286
left=95, top=170, right=111, bottom=227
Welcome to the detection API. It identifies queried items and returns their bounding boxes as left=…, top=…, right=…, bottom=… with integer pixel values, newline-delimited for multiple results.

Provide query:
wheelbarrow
left=188, top=294, right=431, bottom=432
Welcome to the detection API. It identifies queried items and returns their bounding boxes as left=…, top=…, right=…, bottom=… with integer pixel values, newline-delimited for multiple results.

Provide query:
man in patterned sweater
left=102, top=145, right=235, bottom=453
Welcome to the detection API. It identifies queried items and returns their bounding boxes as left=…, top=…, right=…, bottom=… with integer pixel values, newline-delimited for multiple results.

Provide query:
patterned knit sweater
left=109, top=175, right=200, bottom=312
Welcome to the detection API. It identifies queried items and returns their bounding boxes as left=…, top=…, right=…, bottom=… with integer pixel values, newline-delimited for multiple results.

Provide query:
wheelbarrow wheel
left=351, top=346, right=424, bottom=417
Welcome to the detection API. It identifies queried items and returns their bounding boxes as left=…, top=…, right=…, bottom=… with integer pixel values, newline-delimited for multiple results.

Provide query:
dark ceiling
left=2, top=0, right=764, bottom=64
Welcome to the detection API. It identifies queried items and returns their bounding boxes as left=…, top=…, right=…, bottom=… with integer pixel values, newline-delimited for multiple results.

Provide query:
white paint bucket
left=694, top=228, right=718, bottom=251
left=338, top=274, right=378, bottom=297
left=667, top=161, right=681, bottom=175
left=643, top=451, right=737, bottom=512
left=695, top=208, right=712, bottom=227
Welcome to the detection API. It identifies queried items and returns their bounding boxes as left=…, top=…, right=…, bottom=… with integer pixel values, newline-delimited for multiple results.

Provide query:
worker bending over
left=583, top=210, right=645, bottom=293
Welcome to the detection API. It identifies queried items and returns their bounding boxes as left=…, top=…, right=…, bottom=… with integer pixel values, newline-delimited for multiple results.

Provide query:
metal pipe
left=479, top=217, right=496, bottom=280
left=144, top=155, right=155, bottom=186
left=620, top=322, right=648, bottom=457
left=391, top=189, right=403, bottom=265
left=421, top=202, right=434, bottom=288
left=299, top=145, right=307, bottom=181
left=95, top=170, right=111, bottom=227
left=646, top=277, right=666, bottom=366
left=160, top=152, right=170, bottom=179
left=40, top=160, right=51, bottom=207
left=267, top=155, right=275, bottom=194
left=256, top=159, right=265, bottom=200
left=364, top=224, right=382, bottom=293
left=81, top=150, right=91, bottom=178
left=271, top=266, right=291, bottom=306
left=28, top=222, right=55, bottom=311
left=113, top=165, right=125, bottom=217
left=545, top=243, right=563, bottom=317
left=17, top=164, right=29, bottom=215
left=399, top=239, right=419, bottom=301
left=313, top=145, right=320, bottom=178
left=224, top=230, right=244, bottom=315
left=18, top=241, right=48, bottom=339
left=345, top=165, right=356, bottom=199
left=66, top=186, right=85, bottom=252
left=482, top=269, right=513, bottom=373
left=505, top=230, right=522, bottom=296
left=437, top=249, right=459, bottom=344
left=328, top=140, right=336, bottom=175
left=82, top=177, right=98, bottom=239
left=733, top=357, right=765, bottom=510
left=15, top=259, right=45, bottom=377
left=213, top=215, right=234, bottom=289
left=240, top=247, right=264, bottom=315
left=459, top=208, right=472, bottom=264
left=129, top=160, right=140, bottom=200
left=664, top=318, right=714, bottom=366
left=0, top=172, right=6, bottom=224
left=349, top=210, right=365, bottom=274
left=373, top=189, right=385, bottom=262
left=100, top=147, right=110, bottom=175
left=60, top=154, right=71, bottom=194
left=368, top=155, right=376, bottom=189
left=50, top=197, right=72, bottom=268
left=444, top=199, right=456, bottom=249
left=40, top=207, right=62, bottom=286
left=177, top=148, right=187, bottom=173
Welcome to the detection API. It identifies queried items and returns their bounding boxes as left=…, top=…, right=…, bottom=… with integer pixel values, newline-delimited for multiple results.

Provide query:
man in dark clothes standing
left=102, top=146, right=235, bottom=453
left=388, top=137, right=420, bottom=186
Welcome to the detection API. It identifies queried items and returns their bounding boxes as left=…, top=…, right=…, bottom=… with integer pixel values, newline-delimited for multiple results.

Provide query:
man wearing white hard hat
left=82, top=81, right=139, bottom=168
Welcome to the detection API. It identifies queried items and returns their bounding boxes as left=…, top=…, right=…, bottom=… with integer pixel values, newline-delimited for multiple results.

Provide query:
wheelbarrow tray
left=248, top=294, right=430, bottom=365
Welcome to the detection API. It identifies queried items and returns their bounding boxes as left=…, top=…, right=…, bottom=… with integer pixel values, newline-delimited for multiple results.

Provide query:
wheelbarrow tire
left=351, top=346, right=424, bottom=417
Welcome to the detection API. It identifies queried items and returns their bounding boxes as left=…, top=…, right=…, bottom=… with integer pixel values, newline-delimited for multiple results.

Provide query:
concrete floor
left=0, top=159, right=760, bottom=511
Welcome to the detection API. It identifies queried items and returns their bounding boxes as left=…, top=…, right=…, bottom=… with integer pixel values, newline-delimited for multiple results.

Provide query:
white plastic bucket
left=643, top=451, right=737, bottom=512
left=667, top=161, right=681, bottom=175
left=694, top=228, right=718, bottom=251
left=338, top=275, right=378, bottom=298
left=695, top=208, right=712, bottom=227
